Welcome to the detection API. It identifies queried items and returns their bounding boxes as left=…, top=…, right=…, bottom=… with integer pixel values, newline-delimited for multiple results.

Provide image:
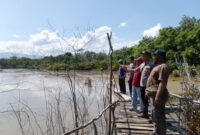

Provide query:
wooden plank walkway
left=114, top=101, right=180, bottom=135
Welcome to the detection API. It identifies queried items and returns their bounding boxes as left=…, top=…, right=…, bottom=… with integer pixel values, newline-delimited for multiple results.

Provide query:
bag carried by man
left=145, top=85, right=169, bottom=104
left=145, top=85, right=158, bottom=97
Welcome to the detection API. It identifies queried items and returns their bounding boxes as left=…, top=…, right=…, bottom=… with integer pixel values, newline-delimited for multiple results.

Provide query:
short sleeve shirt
left=128, top=63, right=134, bottom=79
left=147, top=63, right=169, bottom=88
left=132, top=66, right=141, bottom=87
left=118, top=67, right=126, bottom=79
left=140, top=61, right=154, bottom=87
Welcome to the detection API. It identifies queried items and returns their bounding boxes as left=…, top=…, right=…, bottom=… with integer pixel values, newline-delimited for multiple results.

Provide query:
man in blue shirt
left=118, top=59, right=126, bottom=94
left=127, top=56, right=134, bottom=96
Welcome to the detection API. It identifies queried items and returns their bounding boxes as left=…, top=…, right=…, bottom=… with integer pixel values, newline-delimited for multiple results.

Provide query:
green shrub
left=51, top=64, right=68, bottom=71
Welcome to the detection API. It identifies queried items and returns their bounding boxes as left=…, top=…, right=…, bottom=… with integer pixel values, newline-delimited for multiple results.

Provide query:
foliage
left=0, top=52, right=108, bottom=71
left=177, top=59, right=200, bottom=134
left=132, top=16, right=200, bottom=71
left=182, top=91, right=200, bottom=134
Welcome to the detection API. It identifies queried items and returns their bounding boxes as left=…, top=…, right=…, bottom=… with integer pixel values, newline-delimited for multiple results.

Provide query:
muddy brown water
left=0, top=69, right=109, bottom=135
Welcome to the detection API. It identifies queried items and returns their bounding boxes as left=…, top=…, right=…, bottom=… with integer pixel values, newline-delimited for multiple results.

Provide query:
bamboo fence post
left=107, top=32, right=113, bottom=135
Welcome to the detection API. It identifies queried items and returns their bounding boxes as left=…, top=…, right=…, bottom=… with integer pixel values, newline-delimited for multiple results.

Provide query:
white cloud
left=29, top=30, right=60, bottom=46
left=118, top=22, right=128, bottom=28
left=0, top=26, right=135, bottom=58
left=142, top=24, right=162, bottom=37
left=0, top=24, right=163, bottom=58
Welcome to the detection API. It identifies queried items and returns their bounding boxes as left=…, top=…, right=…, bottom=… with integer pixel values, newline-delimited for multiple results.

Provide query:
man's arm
left=155, top=65, right=169, bottom=106
left=155, top=81, right=167, bottom=106
left=122, top=65, right=140, bottom=73
left=127, top=67, right=140, bottom=72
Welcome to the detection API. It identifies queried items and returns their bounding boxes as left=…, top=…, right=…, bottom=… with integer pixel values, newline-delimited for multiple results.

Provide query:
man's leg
left=153, top=104, right=166, bottom=135
left=140, top=87, right=149, bottom=118
left=121, top=78, right=126, bottom=94
left=131, top=86, right=137, bottom=110
left=136, top=87, right=144, bottom=112
left=119, top=78, right=122, bottom=93
left=128, top=78, right=133, bottom=96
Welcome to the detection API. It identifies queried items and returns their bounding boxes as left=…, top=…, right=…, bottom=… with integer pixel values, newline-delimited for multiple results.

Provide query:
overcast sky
left=0, top=0, right=200, bottom=57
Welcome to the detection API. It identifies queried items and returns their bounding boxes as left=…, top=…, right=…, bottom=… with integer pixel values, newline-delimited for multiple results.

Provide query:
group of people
left=118, top=50, right=170, bottom=135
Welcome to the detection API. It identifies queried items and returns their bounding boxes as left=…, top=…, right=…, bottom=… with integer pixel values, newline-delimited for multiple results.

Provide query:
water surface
left=0, top=69, right=108, bottom=135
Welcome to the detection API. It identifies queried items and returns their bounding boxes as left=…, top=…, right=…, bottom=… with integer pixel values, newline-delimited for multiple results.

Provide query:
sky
left=0, top=0, right=200, bottom=57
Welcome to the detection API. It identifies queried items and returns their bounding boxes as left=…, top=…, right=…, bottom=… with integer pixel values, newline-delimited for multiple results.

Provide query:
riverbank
left=0, top=68, right=192, bottom=94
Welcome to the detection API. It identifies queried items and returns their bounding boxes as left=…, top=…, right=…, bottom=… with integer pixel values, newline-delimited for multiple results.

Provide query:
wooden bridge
left=113, top=92, right=180, bottom=135
left=63, top=90, right=182, bottom=135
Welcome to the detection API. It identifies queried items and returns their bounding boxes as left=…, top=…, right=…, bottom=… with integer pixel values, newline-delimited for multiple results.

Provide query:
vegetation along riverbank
left=1, top=16, right=200, bottom=76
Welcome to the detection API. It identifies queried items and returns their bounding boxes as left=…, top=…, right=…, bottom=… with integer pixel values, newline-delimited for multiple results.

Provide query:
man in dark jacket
left=128, top=56, right=134, bottom=96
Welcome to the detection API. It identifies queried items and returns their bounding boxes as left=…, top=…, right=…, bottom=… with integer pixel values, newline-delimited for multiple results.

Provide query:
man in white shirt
left=139, top=51, right=154, bottom=118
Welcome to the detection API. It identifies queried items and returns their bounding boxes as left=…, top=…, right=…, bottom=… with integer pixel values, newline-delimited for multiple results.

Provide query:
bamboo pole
left=62, top=101, right=119, bottom=135
left=107, top=32, right=113, bottom=135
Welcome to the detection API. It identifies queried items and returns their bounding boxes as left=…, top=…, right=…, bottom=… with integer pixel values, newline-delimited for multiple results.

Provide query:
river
left=0, top=69, right=109, bottom=135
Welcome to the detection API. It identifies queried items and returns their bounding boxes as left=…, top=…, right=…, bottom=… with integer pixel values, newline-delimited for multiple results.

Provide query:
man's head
left=153, top=50, right=166, bottom=63
left=128, top=55, right=134, bottom=63
left=141, top=51, right=152, bottom=62
left=118, top=59, right=123, bottom=65
left=134, top=57, right=143, bottom=66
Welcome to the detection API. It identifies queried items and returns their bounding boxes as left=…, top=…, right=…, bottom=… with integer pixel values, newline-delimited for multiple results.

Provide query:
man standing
left=131, top=57, right=143, bottom=112
left=146, top=50, right=169, bottom=135
left=139, top=51, right=154, bottom=118
left=118, top=59, right=126, bottom=94
left=128, top=56, right=134, bottom=96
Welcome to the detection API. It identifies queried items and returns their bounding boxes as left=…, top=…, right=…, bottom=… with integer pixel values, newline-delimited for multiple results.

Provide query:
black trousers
left=152, top=103, right=166, bottom=135
left=128, top=78, right=133, bottom=96
left=119, top=78, right=126, bottom=94
left=141, top=87, right=149, bottom=115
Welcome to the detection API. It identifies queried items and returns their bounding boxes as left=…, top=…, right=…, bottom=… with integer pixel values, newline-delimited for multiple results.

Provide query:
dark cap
left=153, top=50, right=166, bottom=59
left=141, top=51, right=151, bottom=57
left=128, top=55, right=134, bottom=60
left=118, top=59, right=123, bottom=64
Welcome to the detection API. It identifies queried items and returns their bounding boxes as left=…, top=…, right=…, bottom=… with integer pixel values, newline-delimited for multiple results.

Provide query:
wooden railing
left=170, top=92, right=200, bottom=104
left=167, top=92, right=200, bottom=133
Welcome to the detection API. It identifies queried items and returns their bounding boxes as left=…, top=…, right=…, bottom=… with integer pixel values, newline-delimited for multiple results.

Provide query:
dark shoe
left=138, top=113, right=149, bottom=119
left=129, top=108, right=136, bottom=111
left=136, top=110, right=142, bottom=114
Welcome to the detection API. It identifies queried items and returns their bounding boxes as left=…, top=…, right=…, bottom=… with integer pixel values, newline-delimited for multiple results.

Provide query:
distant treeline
left=1, top=16, right=200, bottom=72
left=0, top=52, right=109, bottom=71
